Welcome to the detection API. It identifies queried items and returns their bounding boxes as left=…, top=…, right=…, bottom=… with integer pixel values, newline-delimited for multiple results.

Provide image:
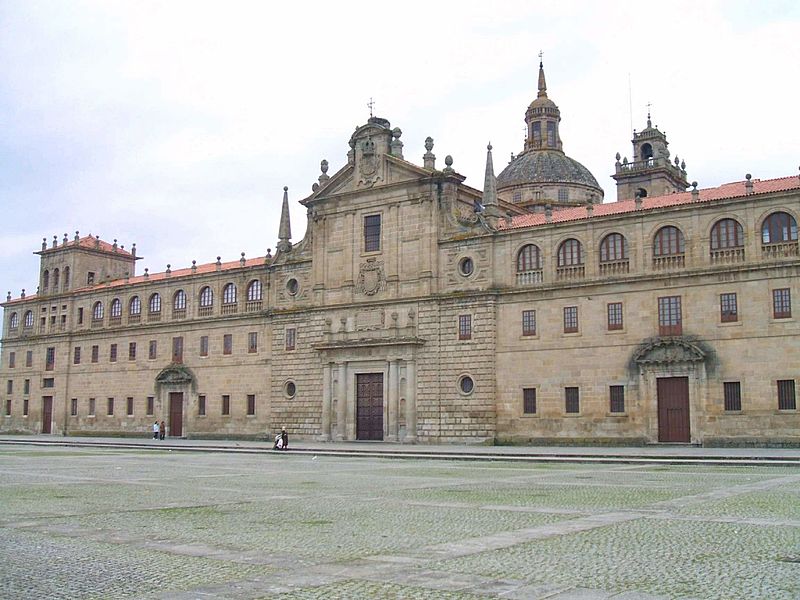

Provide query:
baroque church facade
left=2, top=63, right=799, bottom=446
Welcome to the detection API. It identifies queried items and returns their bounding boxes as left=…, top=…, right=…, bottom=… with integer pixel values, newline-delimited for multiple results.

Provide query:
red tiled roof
left=39, top=235, right=135, bottom=257
left=498, top=175, right=800, bottom=230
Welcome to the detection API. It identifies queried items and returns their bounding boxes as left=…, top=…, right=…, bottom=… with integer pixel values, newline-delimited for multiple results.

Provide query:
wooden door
left=41, top=396, right=53, bottom=434
left=356, top=373, right=384, bottom=441
left=169, top=392, right=183, bottom=438
left=657, top=377, right=690, bottom=442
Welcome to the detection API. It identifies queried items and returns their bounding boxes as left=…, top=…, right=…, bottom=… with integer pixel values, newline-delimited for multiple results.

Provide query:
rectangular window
left=285, top=328, right=296, bottom=351
left=8, top=352, right=15, bottom=368
left=107, top=397, right=114, bottom=416
left=522, top=310, right=536, bottom=336
left=658, top=296, right=682, bottom=336
left=610, top=385, right=625, bottom=413
left=149, top=340, right=157, bottom=360
left=565, top=387, right=580, bottom=414
left=198, top=394, right=206, bottom=416
left=364, top=214, right=381, bottom=252
left=724, top=382, right=742, bottom=411
left=773, top=288, right=791, bottom=319
left=45, top=347, right=55, bottom=371
left=720, top=293, right=738, bottom=323
left=6, top=380, right=12, bottom=394
left=523, top=388, right=537, bottom=414
left=458, top=315, right=472, bottom=340
left=223, top=334, right=232, bottom=355
left=126, top=397, right=134, bottom=416
left=23, top=379, right=30, bottom=395
left=78, top=307, right=84, bottom=325
left=532, top=121, right=541, bottom=146
left=87, top=272, right=95, bottom=285
left=248, top=332, right=258, bottom=354
left=607, top=302, right=623, bottom=331
left=5, top=398, right=10, bottom=416
left=172, top=337, right=183, bottom=363
left=778, top=379, right=796, bottom=410
left=247, top=394, right=256, bottom=416
left=23, top=398, right=28, bottom=416
left=109, top=343, right=117, bottom=363
left=70, top=398, right=77, bottom=416
left=146, top=396, right=154, bottom=416
left=547, top=121, right=556, bottom=146
left=221, top=394, right=230, bottom=416
left=563, top=306, right=578, bottom=334
left=42, top=378, right=54, bottom=388
left=200, top=335, right=209, bottom=357
left=91, top=345, right=99, bottom=363
left=129, top=342, right=136, bottom=361
left=88, top=397, right=96, bottom=416
left=26, top=351, right=32, bottom=367
left=73, top=347, right=81, bottom=365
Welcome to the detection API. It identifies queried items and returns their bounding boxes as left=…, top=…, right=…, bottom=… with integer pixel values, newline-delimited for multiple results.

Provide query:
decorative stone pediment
left=633, top=338, right=705, bottom=365
left=155, top=364, right=195, bottom=385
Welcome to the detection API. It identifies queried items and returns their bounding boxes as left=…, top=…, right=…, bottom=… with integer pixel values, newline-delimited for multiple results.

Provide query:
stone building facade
left=2, top=64, right=799, bottom=446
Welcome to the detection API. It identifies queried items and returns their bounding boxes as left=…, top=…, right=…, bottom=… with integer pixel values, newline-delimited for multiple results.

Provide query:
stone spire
left=537, top=59, right=547, bottom=98
left=276, top=186, right=292, bottom=253
left=482, top=143, right=498, bottom=206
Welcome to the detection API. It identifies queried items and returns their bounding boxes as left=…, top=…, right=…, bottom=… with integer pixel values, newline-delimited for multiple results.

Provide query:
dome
left=497, top=149, right=602, bottom=191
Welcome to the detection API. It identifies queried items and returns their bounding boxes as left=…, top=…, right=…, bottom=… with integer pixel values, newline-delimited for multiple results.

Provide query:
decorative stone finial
left=317, top=159, right=330, bottom=188
left=537, top=57, right=548, bottom=98
left=215, top=256, right=222, bottom=271
left=63, top=233, right=68, bottom=245
left=165, top=264, right=171, bottom=276
left=545, top=204, right=553, bottom=222
left=131, top=243, right=137, bottom=258
left=6, top=291, right=10, bottom=302
left=52, top=235, right=58, bottom=248
left=586, top=202, right=593, bottom=216
left=265, top=248, right=272, bottom=260
left=20, top=288, right=25, bottom=298
left=390, top=127, right=404, bottom=158
left=277, top=186, right=293, bottom=253
left=347, top=137, right=356, bottom=165
left=615, top=152, right=621, bottom=164
left=681, top=160, right=686, bottom=171
left=74, top=231, right=80, bottom=242
left=443, top=155, right=454, bottom=174
left=94, top=235, right=100, bottom=249
left=112, top=239, right=118, bottom=251
left=191, top=260, right=197, bottom=274
left=481, top=142, right=498, bottom=207
left=143, top=268, right=149, bottom=279
left=42, top=237, right=47, bottom=251
left=634, top=191, right=643, bottom=210
left=745, top=173, right=753, bottom=194
left=423, top=137, right=435, bottom=169
left=691, top=181, right=699, bottom=202
left=240, top=252, right=246, bottom=267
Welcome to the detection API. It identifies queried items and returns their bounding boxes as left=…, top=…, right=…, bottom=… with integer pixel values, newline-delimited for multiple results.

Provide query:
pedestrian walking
left=281, top=427, right=288, bottom=450
left=159, top=420, right=166, bottom=440
left=152, top=421, right=159, bottom=440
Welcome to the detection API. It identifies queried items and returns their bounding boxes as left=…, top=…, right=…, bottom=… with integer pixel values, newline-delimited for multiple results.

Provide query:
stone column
left=387, top=359, right=399, bottom=441
left=320, top=362, right=331, bottom=441
left=404, top=360, right=417, bottom=443
left=336, top=362, right=347, bottom=441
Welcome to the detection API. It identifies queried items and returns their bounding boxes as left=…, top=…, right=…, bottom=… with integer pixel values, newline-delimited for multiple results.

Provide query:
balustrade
left=172, top=308, right=186, bottom=320
left=599, top=259, right=630, bottom=276
left=515, top=270, right=543, bottom=286
left=221, top=303, right=238, bottom=315
left=556, top=265, right=585, bottom=281
left=710, top=247, right=745, bottom=264
left=762, top=242, right=799, bottom=259
left=245, top=300, right=263, bottom=312
left=198, top=306, right=214, bottom=317
left=652, top=254, right=685, bottom=270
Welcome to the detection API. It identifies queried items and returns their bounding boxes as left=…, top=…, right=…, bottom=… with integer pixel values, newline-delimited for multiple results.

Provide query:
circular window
left=459, top=375, right=475, bottom=395
left=286, top=278, right=299, bottom=296
left=458, top=257, right=474, bottom=277
left=284, top=380, right=296, bottom=398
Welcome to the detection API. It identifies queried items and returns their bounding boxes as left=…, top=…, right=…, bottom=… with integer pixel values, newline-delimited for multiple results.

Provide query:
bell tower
left=612, top=110, right=689, bottom=201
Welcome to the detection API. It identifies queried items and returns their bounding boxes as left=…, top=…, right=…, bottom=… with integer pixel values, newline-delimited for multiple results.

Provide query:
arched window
left=92, top=301, right=104, bottom=320
left=599, top=233, right=628, bottom=262
left=43, top=270, right=49, bottom=290
left=9, top=313, right=19, bottom=329
left=222, top=283, right=237, bottom=304
left=63, top=266, right=70, bottom=291
left=24, top=310, right=33, bottom=328
left=110, top=298, right=122, bottom=318
left=129, top=296, right=141, bottom=316
left=174, top=290, right=187, bottom=310
left=557, top=239, right=583, bottom=267
left=653, top=226, right=685, bottom=256
left=247, top=279, right=262, bottom=301
left=53, top=269, right=60, bottom=290
left=761, top=211, right=798, bottom=244
left=516, top=244, right=542, bottom=272
left=710, top=219, right=744, bottom=250
left=149, top=293, right=161, bottom=314
left=199, top=286, right=213, bottom=307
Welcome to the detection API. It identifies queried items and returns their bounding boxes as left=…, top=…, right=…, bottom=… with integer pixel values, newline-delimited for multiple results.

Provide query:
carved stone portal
left=633, top=337, right=705, bottom=365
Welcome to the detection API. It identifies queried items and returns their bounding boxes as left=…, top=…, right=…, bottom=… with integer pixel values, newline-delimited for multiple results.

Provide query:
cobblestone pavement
left=1, top=445, right=798, bottom=599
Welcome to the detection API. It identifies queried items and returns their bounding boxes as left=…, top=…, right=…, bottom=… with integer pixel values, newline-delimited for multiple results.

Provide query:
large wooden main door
left=356, top=373, right=384, bottom=441
left=41, top=396, right=53, bottom=434
left=657, top=377, right=690, bottom=442
left=169, top=392, right=183, bottom=438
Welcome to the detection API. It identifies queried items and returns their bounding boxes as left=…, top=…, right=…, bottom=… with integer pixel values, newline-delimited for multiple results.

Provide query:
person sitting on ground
left=273, top=433, right=283, bottom=450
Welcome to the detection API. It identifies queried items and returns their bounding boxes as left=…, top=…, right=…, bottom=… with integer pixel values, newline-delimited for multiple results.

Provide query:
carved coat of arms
left=358, top=137, right=381, bottom=188
left=356, top=258, right=385, bottom=296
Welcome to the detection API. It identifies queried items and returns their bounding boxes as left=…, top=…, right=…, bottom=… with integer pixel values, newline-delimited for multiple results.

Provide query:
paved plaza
left=1, top=443, right=799, bottom=599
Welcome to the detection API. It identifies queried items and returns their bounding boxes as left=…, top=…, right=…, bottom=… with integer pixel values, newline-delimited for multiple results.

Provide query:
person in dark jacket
left=280, top=427, right=288, bottom=450
left=159, top=420, right=166, bottom=440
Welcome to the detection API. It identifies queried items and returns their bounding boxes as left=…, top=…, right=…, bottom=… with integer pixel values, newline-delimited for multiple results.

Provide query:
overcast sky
left=1, top=1, right=799, bottom=299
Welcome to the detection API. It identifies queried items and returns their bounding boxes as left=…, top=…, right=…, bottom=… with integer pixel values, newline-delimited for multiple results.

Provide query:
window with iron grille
left=23, top=379, right=29, bottom=395
left=609, top=385, right=625, bottom=413
left=558, top=188, right=568, bottom=201
left=200, top=335, right=209, bottom=357
left=45, top=347, right=55, bottom=371
left=523, top=388, right=537, bottom=414
left=88, top=398, right=95, bottom=416
left=172, top=337, right=183, bottom=363
left=91, top=345, right=99, bottom=363
left=198, top=395, right=206, bottom=416
left=146, top=396, right=154, bottom=416
left=247, top=394, right=256, bottom=416
left=658, top=296, right=682, bottom=335
left=607, top=303, right=623, bottom=330
left=223, top=334, right=232, bottom=355
left=364, top=214, right=381, bottom=252
left=23, top=398, right=28, bottom=415
left=778, top=379, right=796, bottom=410
left=73, top=346, right=81, bottom=365
left=458, top=315, right=472, bottom=340
left=565, top=387, right=580, bottom=413
left=720, top=293, right=738, bottom=322
left=222, top=394, right=230, bottom=416
left=126, top=397, right=134, bottom=416
left=6, top=380, right=12, bottom=394
left=522, top=310, right=536, bottom=336
left=148, top=340, right=157, bottom=360
left=5, top=399, right=10, bottom=416
left=8, top=352, right=14, bottom=368
left=129, top=342, right=136, bottom=361
left=723, top=382, right=741, bottom=411
left=26, top=351, right=32, bottom=367
left=107, top=397, right=114, bottom=416
left=563, top=306, right=578, bottom=333
left=285, top=328, right=296, bottom=351
left=42, top=378, right=54, bottom=388
left=70, top=398, right=77, bottom=416
left=773, top=288, right=791, bottom=319
left=109, top=344, right=117, bottom=363
left=248, top=332, right=258, bottom=353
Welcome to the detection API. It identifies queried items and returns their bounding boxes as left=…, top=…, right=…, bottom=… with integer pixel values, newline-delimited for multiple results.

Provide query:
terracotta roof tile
left=39, top=235, right=134, bottom=257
